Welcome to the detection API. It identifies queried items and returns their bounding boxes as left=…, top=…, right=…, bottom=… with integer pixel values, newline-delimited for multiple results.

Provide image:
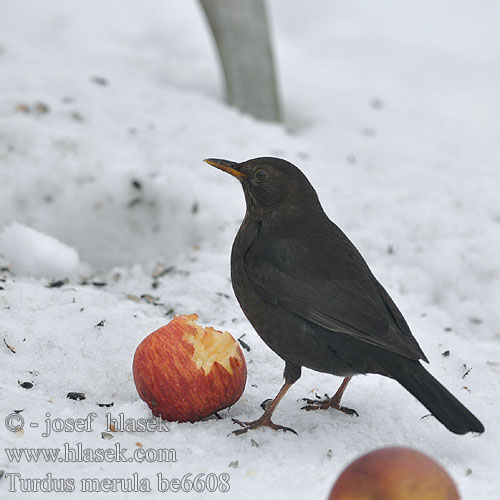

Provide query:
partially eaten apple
left=133, top=314, right=247, bottom=422
left=328, top=446, right=460, bottom=500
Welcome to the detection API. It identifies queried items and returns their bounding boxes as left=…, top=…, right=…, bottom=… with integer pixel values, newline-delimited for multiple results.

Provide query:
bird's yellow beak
left=204, top=158, right=245, bottom=179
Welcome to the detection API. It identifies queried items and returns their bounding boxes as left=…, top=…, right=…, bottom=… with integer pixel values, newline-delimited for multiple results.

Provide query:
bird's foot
left=301, top=393, right=358, bottom=416
left=231, top=415, right=298, bottom=436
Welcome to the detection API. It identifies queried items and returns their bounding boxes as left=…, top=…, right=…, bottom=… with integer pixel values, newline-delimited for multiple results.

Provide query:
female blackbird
left=205, top=157, right=484, bottom=436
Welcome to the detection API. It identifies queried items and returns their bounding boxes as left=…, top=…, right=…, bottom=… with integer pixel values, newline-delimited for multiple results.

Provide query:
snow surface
left=0, top=222, right=84, bottom=279
left=1, top=1, right=499, bottom=499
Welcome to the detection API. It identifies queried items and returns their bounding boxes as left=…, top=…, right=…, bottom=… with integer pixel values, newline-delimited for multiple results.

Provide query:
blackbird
left=205, top=157, right=484, bottom=436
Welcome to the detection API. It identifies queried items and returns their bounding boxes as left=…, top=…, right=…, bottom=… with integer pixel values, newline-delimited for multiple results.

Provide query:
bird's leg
left=232, top=381, right=297, bottom=435
left=301, top=376, right=358, bottom=416
left=232, top=362, right=301, bottom=436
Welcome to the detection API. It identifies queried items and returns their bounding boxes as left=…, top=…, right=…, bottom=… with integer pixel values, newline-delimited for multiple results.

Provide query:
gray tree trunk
left=199, top=0, right=281, bottom=122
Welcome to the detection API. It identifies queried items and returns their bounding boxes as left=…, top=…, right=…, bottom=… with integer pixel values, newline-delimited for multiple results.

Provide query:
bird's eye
left=255, top=170, right=268, bottom=182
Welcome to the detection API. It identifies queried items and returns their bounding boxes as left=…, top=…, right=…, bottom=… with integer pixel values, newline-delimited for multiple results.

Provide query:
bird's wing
left=244, top=232, right=426, bottom=361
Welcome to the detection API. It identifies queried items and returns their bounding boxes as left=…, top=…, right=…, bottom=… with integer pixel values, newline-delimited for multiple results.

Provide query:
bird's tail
left=386, top=360, right=484, bottom=434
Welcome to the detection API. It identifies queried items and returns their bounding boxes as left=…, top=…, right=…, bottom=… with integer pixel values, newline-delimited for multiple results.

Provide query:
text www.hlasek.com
left=5, top=442, right=176, bottom=463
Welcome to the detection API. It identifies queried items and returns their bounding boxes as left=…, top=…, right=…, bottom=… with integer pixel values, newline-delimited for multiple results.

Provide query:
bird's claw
left=300, top=395, right=359, bottom=416
left=231, top=417, right=298, bottom=436
left=301, top=403, right=321, bottom=411
left=339, top=406, right=359, bottom=416
left=301, top=395, right=328, bottom=405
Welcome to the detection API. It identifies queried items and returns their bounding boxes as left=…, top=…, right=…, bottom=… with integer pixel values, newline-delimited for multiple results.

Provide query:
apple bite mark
left=182, top=319, right=240, bottom=375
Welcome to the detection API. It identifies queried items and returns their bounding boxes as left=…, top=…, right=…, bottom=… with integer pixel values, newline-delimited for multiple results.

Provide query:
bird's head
left=204, top=157, right=320, bottom=218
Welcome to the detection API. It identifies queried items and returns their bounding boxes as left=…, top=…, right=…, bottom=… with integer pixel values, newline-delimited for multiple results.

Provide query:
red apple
left=133, top=314, right=247, bottom=422
left=329, top=447, right=460, bottom=500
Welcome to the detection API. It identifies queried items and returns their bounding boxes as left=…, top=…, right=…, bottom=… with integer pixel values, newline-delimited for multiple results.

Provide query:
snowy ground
left=1, top=1, right=499, bottom=499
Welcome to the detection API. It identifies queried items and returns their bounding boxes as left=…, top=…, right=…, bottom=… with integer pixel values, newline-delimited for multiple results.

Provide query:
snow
left=0, top=222, right=83, bottom=279
left=1, top=1, right=499, bottom=499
